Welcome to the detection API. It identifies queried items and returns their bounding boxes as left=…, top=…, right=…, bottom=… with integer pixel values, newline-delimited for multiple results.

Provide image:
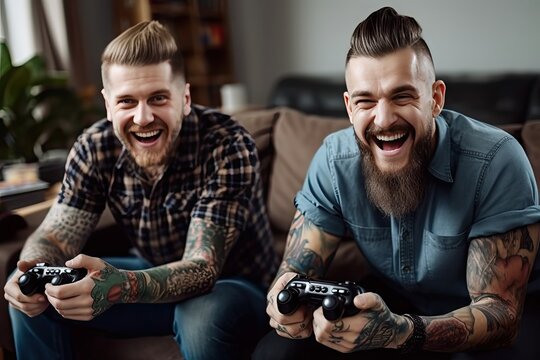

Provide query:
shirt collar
left=429, top=113, right=454, bottom=183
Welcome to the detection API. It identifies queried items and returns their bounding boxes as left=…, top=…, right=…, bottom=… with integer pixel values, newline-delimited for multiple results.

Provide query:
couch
left=1, top=73, right=540, bottom=359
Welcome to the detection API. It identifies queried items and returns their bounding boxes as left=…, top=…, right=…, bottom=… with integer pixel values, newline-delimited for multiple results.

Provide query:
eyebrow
left=115, top=89, right=171, bottom=100
left=349, top=84, right=419, bottom=98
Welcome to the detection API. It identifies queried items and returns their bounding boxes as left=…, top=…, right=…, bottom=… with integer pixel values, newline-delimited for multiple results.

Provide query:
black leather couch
left=268, top=73, right=540, bottom=128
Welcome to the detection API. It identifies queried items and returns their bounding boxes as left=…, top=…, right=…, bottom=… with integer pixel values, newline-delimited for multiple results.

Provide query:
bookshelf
left=113, top=0, right=235, bottom=107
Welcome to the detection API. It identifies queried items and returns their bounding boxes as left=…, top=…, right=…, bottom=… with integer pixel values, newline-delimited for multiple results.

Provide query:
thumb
left=17, top=259, right=39, bottom=273
left=353, top=292, right=379, bottom=311
left=66, top=254, right=103, bottom=271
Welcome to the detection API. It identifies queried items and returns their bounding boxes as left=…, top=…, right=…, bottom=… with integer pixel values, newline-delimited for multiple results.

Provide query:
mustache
left=365, top=123, right=412, bottom=140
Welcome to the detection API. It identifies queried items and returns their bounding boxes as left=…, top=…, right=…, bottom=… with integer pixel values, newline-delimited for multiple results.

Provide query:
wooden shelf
left=113, top=0, right=234, bottom=107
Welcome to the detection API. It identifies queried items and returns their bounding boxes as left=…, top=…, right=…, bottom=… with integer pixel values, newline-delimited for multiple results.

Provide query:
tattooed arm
left=85, top=217, right=238, bottom=318
left=275, top=210, right=341, bottom=282
left=266, top=210, right=341, bottom=339
left=309, top=224, right=539, bottom=354
left=20, top=203, right=100, bottom=265
left=4, top=203, right=99, bottom=318
left=417, top=224, right=539, bottom=352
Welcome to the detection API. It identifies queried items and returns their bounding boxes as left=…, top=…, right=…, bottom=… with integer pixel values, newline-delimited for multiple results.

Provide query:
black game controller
left=18, top=262, right=87, bottom=296
left=277, top=275, right=365, bottom=321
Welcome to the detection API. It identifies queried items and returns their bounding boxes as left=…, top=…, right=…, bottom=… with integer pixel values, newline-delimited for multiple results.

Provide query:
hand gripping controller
left=18, top=262, right=87, bottom=296
left=277, top=275, right=365, bottom=321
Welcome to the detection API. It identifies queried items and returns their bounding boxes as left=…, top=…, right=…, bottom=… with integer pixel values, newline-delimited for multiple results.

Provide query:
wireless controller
left=18, top=262, right=87, bottom=296
left=277, top=275, right=365, bottom=321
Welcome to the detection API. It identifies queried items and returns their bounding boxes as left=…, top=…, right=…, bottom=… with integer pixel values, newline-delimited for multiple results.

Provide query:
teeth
left=376, top=131, right=406, bottom=142
left=134, top=130, right=160, bottom=138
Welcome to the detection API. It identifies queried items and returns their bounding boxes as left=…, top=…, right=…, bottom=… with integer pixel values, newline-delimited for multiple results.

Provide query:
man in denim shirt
left=255, top=7, right=540, bottom=360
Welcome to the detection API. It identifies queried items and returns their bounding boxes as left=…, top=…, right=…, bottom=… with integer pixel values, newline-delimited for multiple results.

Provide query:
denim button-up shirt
left=295, top=110, right=540, bottom=315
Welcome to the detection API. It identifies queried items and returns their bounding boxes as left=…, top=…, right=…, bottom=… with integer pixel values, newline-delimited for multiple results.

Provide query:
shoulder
left=322, top=127, right=359, bottom=160
left=442, top=110, right=520, bottom=156
left=74, top=118, right=120, bottom=152
left=193, top=105, right=256, bottom=152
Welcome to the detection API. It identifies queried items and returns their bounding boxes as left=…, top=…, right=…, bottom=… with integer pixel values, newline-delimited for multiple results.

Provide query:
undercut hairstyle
left=101, top=21, right=184, bottom=85
left=346, top=7, right=434, bottom=71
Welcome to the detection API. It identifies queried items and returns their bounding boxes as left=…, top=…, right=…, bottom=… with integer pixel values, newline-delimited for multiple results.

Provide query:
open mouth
left=132, top=129, right=163, bottom=144
left=374, top=131, right=409, bottom=151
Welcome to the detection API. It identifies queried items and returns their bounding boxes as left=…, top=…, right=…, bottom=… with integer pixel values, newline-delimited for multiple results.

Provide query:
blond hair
left=101, top=21, right=184, bottom=85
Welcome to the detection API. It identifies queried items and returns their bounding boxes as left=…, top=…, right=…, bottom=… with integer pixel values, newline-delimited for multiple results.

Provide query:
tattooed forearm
left=277, top=211, right=339, bottom=279
left=422, top=224, right=539, bottom=352
left=353, top=310, right=406, bottom=350
left=91, top=218, right=236, bottom=312
left=91, top=260, right=215, bottom=316
left=20, top=203, right=100, bottom=265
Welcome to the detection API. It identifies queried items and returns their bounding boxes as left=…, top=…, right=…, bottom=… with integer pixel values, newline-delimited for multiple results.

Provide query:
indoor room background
left=2, top=0, right=540, bottom=112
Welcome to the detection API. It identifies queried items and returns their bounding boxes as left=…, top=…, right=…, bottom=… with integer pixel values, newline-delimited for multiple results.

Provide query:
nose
left=373, top=100, right=396, bottom=130
left=133, top=103, right=154, bottom=127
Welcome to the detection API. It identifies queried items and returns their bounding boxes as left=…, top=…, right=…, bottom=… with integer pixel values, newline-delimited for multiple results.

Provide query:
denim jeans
left=9, top=257, right=270, bottom=360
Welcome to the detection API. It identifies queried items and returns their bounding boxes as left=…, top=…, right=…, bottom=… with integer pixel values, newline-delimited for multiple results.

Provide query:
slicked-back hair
left=346, top=7, right=434, bottom=70
left=101, top=21, right=184, bottom=85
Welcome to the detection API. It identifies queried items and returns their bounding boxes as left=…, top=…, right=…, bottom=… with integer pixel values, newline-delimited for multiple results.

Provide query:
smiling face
left=344, top=47, right=445, bottom=216
left=344, top=47, right=445, bottom=174
left=101, top=62, right=191, bottom=169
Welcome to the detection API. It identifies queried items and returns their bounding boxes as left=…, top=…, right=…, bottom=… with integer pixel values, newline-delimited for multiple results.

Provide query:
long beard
left=357, top=127, right=433, bottom=218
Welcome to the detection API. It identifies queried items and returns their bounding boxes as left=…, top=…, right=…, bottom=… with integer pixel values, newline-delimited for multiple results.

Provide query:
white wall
left=228, top=0, right=540, bottom=105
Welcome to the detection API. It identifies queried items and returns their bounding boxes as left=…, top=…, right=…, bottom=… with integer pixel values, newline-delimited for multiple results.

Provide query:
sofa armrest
left=0, top=228, right=30, bottom=353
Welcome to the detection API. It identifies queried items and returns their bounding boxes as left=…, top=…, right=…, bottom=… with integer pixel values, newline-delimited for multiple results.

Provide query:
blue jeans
left=9, top=257, right=270, bottom=360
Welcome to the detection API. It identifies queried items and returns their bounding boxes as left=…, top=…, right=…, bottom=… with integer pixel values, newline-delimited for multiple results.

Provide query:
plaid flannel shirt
left=59, top=105, right=278, bottom=287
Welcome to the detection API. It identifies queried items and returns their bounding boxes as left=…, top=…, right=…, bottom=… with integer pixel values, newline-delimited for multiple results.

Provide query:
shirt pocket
left=420, top=230, right=469, bottom=287
left=110, top=190, right=142, bottom=217
left=347, top=224, right=393, bottom=276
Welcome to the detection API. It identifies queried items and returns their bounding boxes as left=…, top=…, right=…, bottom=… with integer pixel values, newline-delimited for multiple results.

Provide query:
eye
left=393, top=93, right=414, bottom=104
left=150, top=95, right=168, bottom=104
left=354, top=99, right=376, bottom=109
left=117, top=98, right=136, bottom=107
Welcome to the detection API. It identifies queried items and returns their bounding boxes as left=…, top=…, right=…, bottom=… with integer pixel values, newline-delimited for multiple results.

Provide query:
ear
left=343, top=91, right=354, bottom=125
left=183, top=83, right=191, bottom=116
left=101, top=88, right=112, bottom=121
left=432, top=80, right=446, bottom=118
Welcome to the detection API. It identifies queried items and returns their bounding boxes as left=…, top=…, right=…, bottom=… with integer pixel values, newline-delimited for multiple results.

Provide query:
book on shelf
left=0, top=180, right=49, bottom=211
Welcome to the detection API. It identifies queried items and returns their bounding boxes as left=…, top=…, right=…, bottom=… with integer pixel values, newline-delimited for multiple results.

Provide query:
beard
left=114, top=118, right=182, bottom=169
left=357, top=123, right=434, bottom=218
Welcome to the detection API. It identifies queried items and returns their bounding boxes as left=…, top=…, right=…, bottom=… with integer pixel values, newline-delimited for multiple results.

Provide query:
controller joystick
left=277, top=287, right=300, bottom=315
left=277, top=275, right=365, bottom=321
left=18, top=262, right=87, bottom=296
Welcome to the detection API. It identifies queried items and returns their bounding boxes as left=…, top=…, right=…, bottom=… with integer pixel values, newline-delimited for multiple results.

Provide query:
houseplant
left=0, top=41, right=103, bottom=182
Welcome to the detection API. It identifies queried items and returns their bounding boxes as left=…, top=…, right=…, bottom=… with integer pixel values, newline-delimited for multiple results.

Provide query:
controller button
left=309, top=286, right=315, bottom=291
left=322, top=287, right=328, bottom=293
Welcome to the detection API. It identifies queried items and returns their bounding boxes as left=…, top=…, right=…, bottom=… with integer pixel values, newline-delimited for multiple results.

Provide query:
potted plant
left=0, top=41, right=103, bottom=183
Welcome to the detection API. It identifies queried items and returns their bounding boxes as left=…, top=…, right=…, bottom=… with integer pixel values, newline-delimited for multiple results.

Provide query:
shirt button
left=402, top=265, right=411, bottom=273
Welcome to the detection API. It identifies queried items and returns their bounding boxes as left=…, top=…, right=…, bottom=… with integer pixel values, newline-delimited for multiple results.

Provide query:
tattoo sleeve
left=421, top=224, right=539, bottom=352
left=276, top=210, right=340, bottom=281
left=91, top=218, right=238, bottom=310
left=20, top=203, right=100, bottom=265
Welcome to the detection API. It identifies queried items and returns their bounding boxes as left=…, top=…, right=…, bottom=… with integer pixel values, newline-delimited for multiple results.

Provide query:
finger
left=353, top=292, right=381, bottom=311
left=312, top=308, right=363, bottom=352
left=4, top=291, right=49, bottom=317
left=66, top=254, right=102, bottom=270
left=44, top=278, right=93, bottom=300
left=16, top=259, right=40, bottom=273
left=54, top=305, right=95, bottom=321
left=313, top=318, right=356, bottom=353
left=270, top=318, right=312, bottom=339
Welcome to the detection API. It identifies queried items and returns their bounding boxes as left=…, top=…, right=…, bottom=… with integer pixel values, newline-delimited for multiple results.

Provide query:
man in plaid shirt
left=5, top=21, right=277, bottom=360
